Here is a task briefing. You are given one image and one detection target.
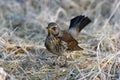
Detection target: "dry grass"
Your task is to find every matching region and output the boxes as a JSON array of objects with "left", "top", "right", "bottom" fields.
[{"left": 0, "top": 0, "right": 120, "bottom": 80}]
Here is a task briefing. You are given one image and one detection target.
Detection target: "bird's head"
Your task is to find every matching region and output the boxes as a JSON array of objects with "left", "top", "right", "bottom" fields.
[{"left": 47, "top": 22, "right": 60, "bottom": 36}]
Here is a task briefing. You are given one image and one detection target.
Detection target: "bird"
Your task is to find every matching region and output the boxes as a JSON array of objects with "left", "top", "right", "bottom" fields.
[{"left": 45, "top": 15, "right": 91, "bottom": 56}]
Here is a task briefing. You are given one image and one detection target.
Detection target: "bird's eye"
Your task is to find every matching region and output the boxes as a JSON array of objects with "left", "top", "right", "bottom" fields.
[{"left": 52, "top": 27, "right": 56, "bottom": 30}]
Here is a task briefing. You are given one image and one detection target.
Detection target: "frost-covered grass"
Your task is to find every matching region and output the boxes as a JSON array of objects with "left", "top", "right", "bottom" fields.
[{"left": 0, "top": 0, "right": 120, "bottom": 80}]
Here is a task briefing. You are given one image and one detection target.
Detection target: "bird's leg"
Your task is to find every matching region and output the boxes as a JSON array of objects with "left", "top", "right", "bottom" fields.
[
  {"left": 54, "top": 55, "right": 67, "bottom": 67},
  {"left": 61, "top": 41, "right": 68, "bottom": 51}
]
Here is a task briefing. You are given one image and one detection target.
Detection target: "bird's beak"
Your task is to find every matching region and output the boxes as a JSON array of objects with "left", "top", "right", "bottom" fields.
[
  {"left": 46, "top": 26, "right": 49, "bottom": 29},
  {"left": 47, "top": 26, "right": 52, "bottom": 31}
]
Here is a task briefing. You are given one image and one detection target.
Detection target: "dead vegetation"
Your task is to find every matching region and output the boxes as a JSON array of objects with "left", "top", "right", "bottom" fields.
[{"left": 0, "top": 0, "right": 120, "bottom": 80}]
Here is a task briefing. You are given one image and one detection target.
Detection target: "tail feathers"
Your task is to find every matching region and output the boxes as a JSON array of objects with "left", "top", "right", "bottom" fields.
[
  {"left": 78, "top": 16, "right": 91, "bottom": 32},
  {"left": 69, "top": 15, "right": 91, "bottom": 33}
]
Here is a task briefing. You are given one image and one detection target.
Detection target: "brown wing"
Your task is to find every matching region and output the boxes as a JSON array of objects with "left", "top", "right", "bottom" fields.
[{"left": 61, "top": 30, "right": 82, "bottom": 50}]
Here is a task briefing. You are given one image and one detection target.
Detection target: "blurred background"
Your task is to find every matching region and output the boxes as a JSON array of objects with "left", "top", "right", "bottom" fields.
[
  {"left": 0, "top": 0, "right": 119, "bottom": 45},
  {"left": 0, "top": 0, "right": 120, "bottom": 80}
]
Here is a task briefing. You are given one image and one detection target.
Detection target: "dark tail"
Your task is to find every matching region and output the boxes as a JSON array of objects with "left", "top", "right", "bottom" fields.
[{"left": 69, "top": 15, "right": 91, "bottom": 33}]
